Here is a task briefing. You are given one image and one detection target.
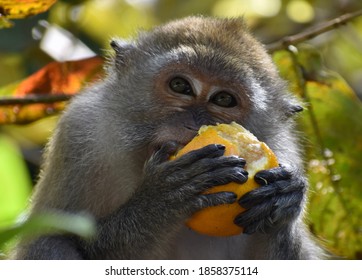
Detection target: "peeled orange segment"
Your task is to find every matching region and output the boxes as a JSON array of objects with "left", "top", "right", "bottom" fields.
[{"left": 173, "top": 122, "right": 278, "bottom": 236}]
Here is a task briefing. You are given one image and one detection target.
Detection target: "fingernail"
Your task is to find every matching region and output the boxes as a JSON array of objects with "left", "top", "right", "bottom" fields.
[
  {"left": 216, "top": 144, "right": 225, "bottom": 150},
  {"left": 224, "top": 192, "right": 237, "bottom": 201},
  {"left": 254, "top": 176, "right": 268, "bottom": 185},
  {"left": 236, "top": 173, "right": 248, "bottom": 184},
  {"left": 230, "top": 192, "right": 237, "bottom": 199}
]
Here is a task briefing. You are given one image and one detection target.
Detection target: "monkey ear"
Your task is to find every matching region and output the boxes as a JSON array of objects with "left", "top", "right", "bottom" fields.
[
  {"left": 285, "top": 104, "right": 304, "bottom": 117},
  {"left": 110, "top": 39, "right": 137, "bottom": 67},
  {"left": 110, "top": 39, "right": 132, "bottom": 53}
]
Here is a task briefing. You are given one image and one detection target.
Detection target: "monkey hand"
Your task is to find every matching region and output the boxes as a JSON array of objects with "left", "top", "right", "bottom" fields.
[
  {"left": 137, "top": 142, "right": 248, "bottom": 222},
  {"left": 234, "top": 166, "right": 306, "bottom": 234}
]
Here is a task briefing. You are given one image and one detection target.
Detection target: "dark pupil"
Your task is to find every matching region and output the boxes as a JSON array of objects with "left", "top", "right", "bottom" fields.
[
  {"left": 169, "top": 77, "right": 192, "bottom": 95},
  {"left": 211, "top": 92, "right": 237, "bottom": 107}
]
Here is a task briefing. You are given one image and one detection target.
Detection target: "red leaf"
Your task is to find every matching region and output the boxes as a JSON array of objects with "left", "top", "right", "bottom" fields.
[
  {"left": 0, "top": 57, "right": 104, "bottom": 124},
  {"left": 15, "top": 56, "right": 104, "bottom": 96}
]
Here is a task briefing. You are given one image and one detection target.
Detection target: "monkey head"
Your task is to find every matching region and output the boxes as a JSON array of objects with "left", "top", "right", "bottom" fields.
[{"left": 106, "top": 16, "right": 301, "bottom": 155}]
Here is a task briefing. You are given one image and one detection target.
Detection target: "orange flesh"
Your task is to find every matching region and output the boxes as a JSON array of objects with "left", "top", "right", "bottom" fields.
[{"left": 173, "top": 122, "right": 278, "bottom": 236}]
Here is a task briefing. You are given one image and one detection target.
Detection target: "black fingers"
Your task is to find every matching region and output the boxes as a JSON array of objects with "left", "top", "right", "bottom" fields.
[
  {"left": 145, "top": 142, "right": 249, "bottom": 218},
  {"left": 184, "top": 156, "right": 247, "bottom": 180},
  {"left": 235, "top": 200, "right": 303, "bottom": 235},
  {"left": 235, "top": 166, "right": 306, "bottom": 235},
  {"left": 174, "top": 144, "right": 227, "bottom": 167},
  {"left": 254, "top": 166, "right": 291, "bottom": 186},
  {"left": 163, "top": 144, "right": 247, "bottom": 186},
  {"left": 192, "top": 192, "right": 237, "bottom": 211},
  {"left": 238, "top": 180, "right": 283, "bottom": 208},
  {"left": 189, "top": 166, "right": 248, "bottom": 190},
  {"left": 151, "top": 141, "right": 181, "bottom": 164},
  {"left": 272, "top": 192, "right": 304, "bottom": 220},
  {"left": 203, "top": 155, "right": 246, "bottom": 169}
]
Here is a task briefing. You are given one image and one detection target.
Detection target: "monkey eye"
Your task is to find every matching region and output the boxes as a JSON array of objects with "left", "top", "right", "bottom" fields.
[
  {"left": 169, "top": 77, "right": 193, "bottom": 95},
  {"left": 210, "top": 92, "right": 237, "bottom": 108}
]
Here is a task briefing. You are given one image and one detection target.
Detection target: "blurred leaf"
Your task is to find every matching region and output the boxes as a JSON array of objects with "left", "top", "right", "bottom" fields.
[
  {"left": 274, "top": 46, "right": 362, "bottom": 259},
  {"left": 0, "top": 212, "right": 96, "bottom": 250},
  {"left": 73, "top": 0, "right": 156, "bottom": 46},
  {"left": 273, "top": 50, "right": 301, "bottom": 95},
  {"left": 15, "top": 56, "right": 104, "bottom": 96},
  {"left": 0, "top": 15, "right": 13, "bottom": 28},
  {"left": 0, "top": 0, "right": 56, "bottom": 19},
  {"left": 0, "top": 56, "right": 104, "bottom": 124},
  {"left": 303, "top": 79, "right": 362, "bottom": 259},
  {"left": 0, "top": 136, "right": 31, "bottom": 228},
  {"left": 3, "top": 116, "right": 58, "bottom": 147}
]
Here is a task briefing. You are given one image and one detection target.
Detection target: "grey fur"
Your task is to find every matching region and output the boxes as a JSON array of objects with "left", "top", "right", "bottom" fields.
[{"left": 12, "top": 16, "right": 323, "bottom": 260}]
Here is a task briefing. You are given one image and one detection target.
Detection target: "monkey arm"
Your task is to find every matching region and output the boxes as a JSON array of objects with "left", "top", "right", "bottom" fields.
[{"left": 76, "top": 143, "right": 247, "bottom": 259}]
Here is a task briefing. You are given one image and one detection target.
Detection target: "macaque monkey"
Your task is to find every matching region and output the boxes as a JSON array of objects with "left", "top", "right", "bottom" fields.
[{"left": 13, "top": 16, "right": 323, "bottom": 259}]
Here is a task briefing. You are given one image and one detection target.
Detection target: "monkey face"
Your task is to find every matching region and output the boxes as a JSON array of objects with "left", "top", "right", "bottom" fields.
[
  {"left": 148, "top": 61, "right": 252, "bottom": 152},
  {"left": 108, "top": 17, "right": 296, "bottom": 155}
]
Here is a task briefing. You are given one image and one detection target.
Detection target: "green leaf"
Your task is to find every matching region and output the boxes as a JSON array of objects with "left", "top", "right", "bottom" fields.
[
  {"left": 302, "top": 79, "right": 362, "bottom": 259},
  {"left": 0, "top": 136, "right": 31, "bottom": 228},
  {"left": 274, "top": 45, "right": 362, "bottom": 259},
  {"left": 0, "top": 212, "right": 96, "bottom": 247}
]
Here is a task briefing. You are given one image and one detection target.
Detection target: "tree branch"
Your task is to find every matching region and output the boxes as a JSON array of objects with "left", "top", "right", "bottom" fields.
[
  {"left": 0, "top": 94, "right": 73, "bottom": 105},
  {"left": 267, "top": 9, "right": 362, "bottom": 52}
]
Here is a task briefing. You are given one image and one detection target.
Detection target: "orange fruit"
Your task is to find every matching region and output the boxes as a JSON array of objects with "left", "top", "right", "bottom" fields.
[{"left": 173, "top": 122, "right": 278, "bottom": 236}]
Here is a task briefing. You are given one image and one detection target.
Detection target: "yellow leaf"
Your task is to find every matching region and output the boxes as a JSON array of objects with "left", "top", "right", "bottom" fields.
[{"left": 0, "top": 0, "right": 57, "bottom": 19}]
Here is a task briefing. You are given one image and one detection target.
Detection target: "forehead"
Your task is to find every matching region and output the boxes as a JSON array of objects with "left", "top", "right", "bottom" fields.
[
  {"left": 154, "top": 44, "right": 247, "bottom": 81},
  {"left": 134, "top": 17, "right": 277, "bottom": 95}
]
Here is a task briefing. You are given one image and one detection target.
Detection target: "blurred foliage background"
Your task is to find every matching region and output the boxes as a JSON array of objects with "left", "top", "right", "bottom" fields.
[{"left": 0, "top": 0, "right": 361, "bottom": 259}]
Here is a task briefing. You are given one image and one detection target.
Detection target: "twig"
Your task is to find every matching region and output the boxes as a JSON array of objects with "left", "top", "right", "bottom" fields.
[
  {"left": 0, "top": 94, "right": 73, "bottom": 105},
  {"left": 267, "top": 9, "right": 362, "bottom": 52}
]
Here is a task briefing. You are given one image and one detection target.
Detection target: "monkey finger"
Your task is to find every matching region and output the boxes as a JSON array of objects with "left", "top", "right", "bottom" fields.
[
  {"left": 235, "top": 197, "right": 276, "bottom": 227},
  {"left": 240, "top": 217, "right": 274, "bottom": 235},
  {"left": 189, "top": 167, "right": 248, "bottom": 192},
  {"left": 278, "top": 177, "right": 307, "bottom": 194},
  {"left": 238, "top": 175, "right": 305, "bottom": 209},
  {"left": 173, "top": 144, "right": 226, "bottom": 167},
  {"left": 168, "top": 156, "right": 247, "bottom": 184},
  {"left": 234, "top": 197, "right": 279, "bottom": 235},
  {"left": 152, "top": 141, "right": 181, "bottom": 163},
  {"left": 271, "top": 204, "right": 302, "bottom": 227},
  {"left": 236, "top": 193, "right": 303, "bottom": 234},
  {"left": 238, "top": 196, "right": 303, "bottom": 235},
  {"left": 272, "top": 193, "right": 304, "bottom": 222},
  {"left": 254, "top": 166, "right": 291, "bottom": 186},
  {"left": 208, "top": 155, "right": 246, "bottom": 169},
  {"left": 238, "top": 183, "right": 279, "bottom": 208},
  {"left": 189, "top": 156, "right": 246, "bottom": 174},
  {"left": 191, "top": 192, "right": 237, "bottom": 212},
  {"left": 163, "top": 157, "right": 247, "bottom": 188}
]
